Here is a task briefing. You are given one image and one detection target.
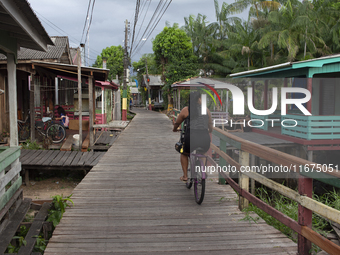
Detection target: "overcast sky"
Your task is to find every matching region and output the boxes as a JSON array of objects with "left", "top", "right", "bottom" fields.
[{"left": 28, "top": 0, "right": 247, "bottom": 65}]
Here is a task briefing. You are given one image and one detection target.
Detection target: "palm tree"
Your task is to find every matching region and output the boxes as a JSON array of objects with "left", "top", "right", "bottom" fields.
[
  {"left": 227, "top": 18, "right": 259, "bottom": 71},
  {"left": 213, "top": 0, "right": 240, "bottom": 42},
  {"left": 183, "top": 14, "right": 216, "bottom": 76},
  {"left": 258, "top": 0, "right": 328, "bottom": 61},
  {"left": 232, "top": 0, "right": 282, "bottom": 18}
]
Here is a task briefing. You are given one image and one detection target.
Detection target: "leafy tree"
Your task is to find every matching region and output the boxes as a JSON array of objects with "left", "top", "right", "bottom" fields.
[
  {"left": 227, "top": 18, "right": 259, "bottom": 71},
  {"left": 183, "top": 14, "right": 216, "bottom": 76},
  {"left": 152, "top": 23, "right": 198, "bottom": 107},
  {"left": 93, "top": 45, "right": 124, "bottom": 81},
  {"left": 132, "top": 54, "right": 158, "bottom": 103}
]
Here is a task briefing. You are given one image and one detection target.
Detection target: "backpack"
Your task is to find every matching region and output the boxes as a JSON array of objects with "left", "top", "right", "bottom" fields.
[{"left": 63, "top": 115, "right": 69, "bottom": 128}]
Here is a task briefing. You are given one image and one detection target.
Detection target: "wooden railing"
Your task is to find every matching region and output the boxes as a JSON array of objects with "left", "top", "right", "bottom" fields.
[
  {"left": 282, "top": 115, "right": 340, "bottom": 140},
  {"left": 250, "top": 111, "right": 282, "bottom": 130},
  {"left": 0, "top": 147, "right": 22, "bottom": 211},
  {"left": 211, "top": 127, "right": 340, "bottom": 255}
]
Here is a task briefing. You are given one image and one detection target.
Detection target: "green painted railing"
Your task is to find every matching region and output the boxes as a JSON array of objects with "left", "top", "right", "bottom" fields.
[
  {"left": 250, "top": 111, "right": 282, "bottom": 131},
  {"left": 0, "top": 147, "right": 22, "bottom": 211},
  {"left": 282, "top": 115, "right": 340, "bottom": 140}
]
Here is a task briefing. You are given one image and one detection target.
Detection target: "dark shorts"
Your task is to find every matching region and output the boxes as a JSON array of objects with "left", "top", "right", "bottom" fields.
[{"left": 183, "top": 129, "right": 210, "bottom": 154}]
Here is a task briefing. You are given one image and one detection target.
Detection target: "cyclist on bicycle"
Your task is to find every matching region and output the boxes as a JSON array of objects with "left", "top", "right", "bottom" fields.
[{"left": 173, "top": 91, "right": 213, "bottom": 182}]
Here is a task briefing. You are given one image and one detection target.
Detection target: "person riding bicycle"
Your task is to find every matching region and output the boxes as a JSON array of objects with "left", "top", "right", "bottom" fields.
[
  {"left": 173, "top": 91, "right": 213, "bottom": 182},
  {"left": 56, "top": 106, "right": 69, "bottom": 128}
]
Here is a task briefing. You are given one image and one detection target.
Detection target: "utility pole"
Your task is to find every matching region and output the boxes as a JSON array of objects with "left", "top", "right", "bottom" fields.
[
  {"left": 122, "top": 20, "right": 128, "bottom": 121},
  {"left": 145, "top": 59, "right": 151, "bottom": 110},
  {"left": 77, "top": 45, "right": 83, "bottom": 148}
]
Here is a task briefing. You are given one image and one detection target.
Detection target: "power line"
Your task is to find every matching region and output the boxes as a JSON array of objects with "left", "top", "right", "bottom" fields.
[
  {"left": 132, "top": 0, "right": 152, "bottom": 54},
  {"left": 80, "top": 0, "right": 92, "bottom": 43},
  {"left": 131, "top": 0, "right": 164, "bottom": 55},
  {"left": 130, "top": 0, "right": 141, "bottom": 56},
  {"left": 34, "top": 10, "right": 102, "bottom": 58},
  {"left": 84, "top": 0, "right": 96, "bottom": 44},
  {"left": 132, "top": 0, "right": 172, "bottom": 57},
  {"left": 34, "top": 10, "right": 80, "bottom": 44}
]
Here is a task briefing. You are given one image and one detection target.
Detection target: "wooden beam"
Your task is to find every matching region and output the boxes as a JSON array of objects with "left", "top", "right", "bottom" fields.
[
  {"left": 213, "top": 127, "right": 340, "bottom": 179},
  {"left": 7, "top": 53, "right": 18, "bottom": 146},
  {"left": 60, "top": 135, "right": 73, "bottom": 151},
  {"left": 89, "top": 76, "right": 94, "bottom": 147},
  {"left": 77, "top": 47, "right": 82, "bottom": 148},
  {"left": 211, "top": 143, "right": 340, "bottom": 224},
  {"left": 238, "top": 150, "right": 249, "bottom": 210},
  {"left": 81, "top": 132, "right": 90, "bottom": 152},
  {"left": 30, "top": 75, "right": 35, "bottom": 141},
  {"left": 264, "top": 80, "right": 268, "bottom": 110},
  {"left": 307, "top": 78, "right": 312, "bottom": 114}
]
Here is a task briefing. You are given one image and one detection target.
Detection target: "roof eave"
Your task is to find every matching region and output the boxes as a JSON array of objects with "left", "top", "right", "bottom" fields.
[{"left": 0, "top": 0, "right": 53, "bottom": 52}]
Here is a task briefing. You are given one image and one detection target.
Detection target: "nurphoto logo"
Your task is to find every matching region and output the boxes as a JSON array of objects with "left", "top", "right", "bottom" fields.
[{"left": 201, "top": 83, "right": 312, "bottom": 129}]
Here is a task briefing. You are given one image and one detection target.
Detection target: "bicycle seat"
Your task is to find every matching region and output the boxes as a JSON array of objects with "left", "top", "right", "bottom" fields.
[{"left": 42, "top": 117, "right": 52, "bottom": 123}]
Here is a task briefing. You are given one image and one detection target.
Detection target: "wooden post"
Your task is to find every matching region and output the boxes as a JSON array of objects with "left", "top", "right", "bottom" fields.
[
  {"left": 177, "top": 88, "right": 181, "bottom": 110},
  {"left": 298, "top": 176, "right": 313, "bottom": 255},
  {"left": 40, "top": 77, "right": 43, "bottom": 120},
  {"left": 251, "top": 81, "right": 255, "bottom": 107},
  {"left": 101, "top": 88, "right": 105, "bottom": 124},
  {"left": 218, "top": 139, "right": 226, "bottom": 185},
  {"left": 7, "top": 53, "right": 18, "bottom": 147},
  {"left": 77, "top": 47, "right": 82, "bottom": 148},
  {"left": 250, "top": 154, "right": 256, "bottom": 195},
  {"left": 30, "top": 75, "right": 35, "bottom": 141},
  {"left": 89, "top": 75, "right": 94, "bottom": 147},
  {"left": 239, "top": 150, "right": 249, "bottom": 210},
  {"left": 284, "top": 78, "right": 288, "bottom": 114},
  {"left": 264, "top": 80, "right": 268, "bottom": 110},
  {"left": 306, "top": 78, "right": 312, "bottom": 114},
  {"left": 298, "top": 149, "right": 313, "bottom": 255}
]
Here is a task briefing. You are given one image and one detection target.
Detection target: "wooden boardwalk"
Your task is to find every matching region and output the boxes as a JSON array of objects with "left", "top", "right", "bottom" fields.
[
  {"left": 20, "top": 150, "right": 105, "bottom": 170},
  {"left": 44, "top": 109, "right": 297, "bottom": 255}
]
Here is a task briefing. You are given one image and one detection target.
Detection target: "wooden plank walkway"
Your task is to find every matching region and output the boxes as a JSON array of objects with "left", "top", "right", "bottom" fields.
[
  {"left": 44, "top": 109, "right": 297, "bottom": 255},
  {"left": 20, "top": 150, "right": 105, "bottom": 169}
]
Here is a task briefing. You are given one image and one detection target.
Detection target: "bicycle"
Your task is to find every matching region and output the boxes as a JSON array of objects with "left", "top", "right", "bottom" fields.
[
  {"left": 185, "top": 148, "right": 208, "bottom": 205},
  {"left": 18, "top": 111, "right": 66, "bottom": 144}
]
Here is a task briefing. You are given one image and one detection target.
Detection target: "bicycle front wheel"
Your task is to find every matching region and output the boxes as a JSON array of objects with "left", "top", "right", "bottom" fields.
[
  {"left": 194, "top": 159, "right": 205, "bottom": 205},
  {"left": 46, "top": 124, "right": 66, "bottom": 143}
]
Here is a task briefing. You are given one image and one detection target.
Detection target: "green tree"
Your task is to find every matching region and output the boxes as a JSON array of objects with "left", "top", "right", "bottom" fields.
[
  {"left": 93, "top": 45, "right": 124, "bottom": 81},
  {"left": 132, "top": 54, "right": 158, "bottom": 103},
  {"left": 153, "top": 23, "right": 198, "bottom": 108},
  {"left": 227, "top": 18, "right": 259, "bottom": 71},
  {"left": 183, "top": 14, "right": 216, "bottom": 76}
]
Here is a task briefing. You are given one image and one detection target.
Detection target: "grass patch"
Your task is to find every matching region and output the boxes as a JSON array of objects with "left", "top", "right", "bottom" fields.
[
  {"left": 242, "top": 186, "right": 340, "bottom": 253},
  {"left": 20, "top": 139, "right": 42, "bottom": 150}
]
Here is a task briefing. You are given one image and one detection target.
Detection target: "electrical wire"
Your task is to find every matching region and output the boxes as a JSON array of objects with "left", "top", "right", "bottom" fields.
[
  {"left": 131, "top": 0, "right": 151, "bottom": 55},
  {"left": 84, "top": 0, "right": 96, "bottom": 44},
  {"left": 80, "top": 0, "right": 92, "bottom": 43},
  {"left": 131, "top": 0, "right": 164, "bottom": 55},
  {"left": 132, "top": 0, "right": 172, "bottom": 57},
  {"left": 130, "top": 0, "right": 141, "bottom": 56},
  {"left": 34, "top": 10, "right": 102, "bottom": 58}
]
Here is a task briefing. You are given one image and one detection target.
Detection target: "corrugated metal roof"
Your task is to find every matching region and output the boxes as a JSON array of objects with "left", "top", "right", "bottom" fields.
[
  {"left": 0, "top": 0, "right": 53, "bottom": 51},
  {"left": 0, "top": 36, "right": 68, "bottom": 61},
  {"left": 230, "top": 54, "right": 340, "bottom": 77}
]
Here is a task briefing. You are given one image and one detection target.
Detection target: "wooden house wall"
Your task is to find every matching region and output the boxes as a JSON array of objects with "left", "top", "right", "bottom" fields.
[
  {"left": 0, "top": 71, "right": 8, "bottom": 133},
  {"left": 312, "top": 78, "right": 340, "bottom": 116}
]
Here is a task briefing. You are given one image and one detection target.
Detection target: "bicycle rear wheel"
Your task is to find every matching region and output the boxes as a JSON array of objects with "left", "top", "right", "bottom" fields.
[
  {"left": 194, "top": 159, "right": 205, "bottom": 205},
  {"left": 47, "top": 123, "right": 66, "bottom": 143},
  {"left": 186, "top": 168, "right": 192, "bottom": 189}
]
